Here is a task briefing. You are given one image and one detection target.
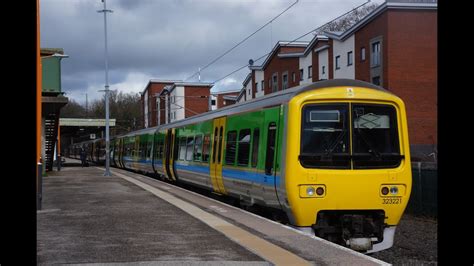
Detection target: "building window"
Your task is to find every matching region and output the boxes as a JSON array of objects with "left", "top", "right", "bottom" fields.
[
  {"left": 361, "top": 47, "right": 366, "bottom": 61},
  {"left": 268, "top": 78, "right": 271, "bottom": 89},
  {"left": 261, "top": 81, "right": 264, "bottom": 92},
  {"left": 211, "top": 99, "right": 216, "bottom": 105},
  {"left": 255, "top": 82, "right": 258, "bottom": 92},
  {"left": 299, "top": 69, "right": 304, "bottom": 81},
  {"left": 308, "top": 66, "right": 312, "bottom": 79},
  {"left": 292, "top": 72, "right": 296, "bottom": 83},
  {"left": 282, "top": 72, "right": 288, "bottom": 90},
  {"left": 272, "top": 73, "right": 278, "bottom": 92},
  {"left": 335, "top": 55, "right": 341, "bottom": 70},
  {"left": 372, "top": 76, "right": 381, "bottom": 85},
  {"left": 322, "top": 66, "right": 326, "bottom": 74},
  {"left": 371, "top": 41, "right": 381, "bottom": 66},
  {"left": 347, "top": 51, "right": 353, "bottom": 66}
]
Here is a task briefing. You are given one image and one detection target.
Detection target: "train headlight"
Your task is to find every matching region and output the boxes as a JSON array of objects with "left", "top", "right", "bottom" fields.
[
  {"left": 299, "top": 185, "right": 326, "bottom": 198},
  {"left": 390, "top": 186, "right": 399, "bottom": 195},
  {"left": 380, "top": 184, "right": 406, "bottom": 197}
]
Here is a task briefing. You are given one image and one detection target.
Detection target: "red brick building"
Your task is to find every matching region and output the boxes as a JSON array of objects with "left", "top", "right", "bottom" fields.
[
  {"left": 244, "top": 0, "right": 437, "bottom": 160},
  {"left": 211, "top": 90, "right": 241, "bottom": 109},
  {"left": 142, "top": 80, "right": 213, "bottom": 127},
  {"left": 141, "top": 79, "right": 180, "bottom": 128}
]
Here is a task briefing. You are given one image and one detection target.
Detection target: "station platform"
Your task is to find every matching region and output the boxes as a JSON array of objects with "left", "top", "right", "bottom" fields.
[{"left": 37, "top": 159, "right": 388, "bottom": 265}]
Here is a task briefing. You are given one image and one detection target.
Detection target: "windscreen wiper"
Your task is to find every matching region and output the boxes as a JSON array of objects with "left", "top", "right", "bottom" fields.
[{"left": 354, "top": 127, "right": 381, "bottom": 159}]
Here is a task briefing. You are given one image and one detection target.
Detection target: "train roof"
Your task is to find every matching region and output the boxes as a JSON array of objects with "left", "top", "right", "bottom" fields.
[
  {"left": 156, "top": 79, "right": 389, "bottom": 130},
  {"left": 104, "top": 79, "right": 390, "bottom": 141}
]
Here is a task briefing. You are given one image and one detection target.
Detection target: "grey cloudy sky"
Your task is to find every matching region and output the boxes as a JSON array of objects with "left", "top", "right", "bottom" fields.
[{"left": 40, "top": 0, "right": 382, "bottom": 105}]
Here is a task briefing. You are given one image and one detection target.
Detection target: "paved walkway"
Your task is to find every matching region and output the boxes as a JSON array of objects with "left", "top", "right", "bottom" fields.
[{"left": 37, "top": 162, "right": 387, "bottom": 265}]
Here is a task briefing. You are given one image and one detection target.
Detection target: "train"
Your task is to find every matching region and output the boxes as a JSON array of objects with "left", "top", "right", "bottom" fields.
[{"left": 68, "top": 79, "right": 412, "bottom": 253}]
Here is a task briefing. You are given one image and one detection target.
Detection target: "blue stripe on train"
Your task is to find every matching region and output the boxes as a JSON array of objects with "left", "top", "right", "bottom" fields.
[
  {"left": 121, "top": 158, "right": 280, "bottom": 187},
  {"left": 175, "top": 162, "right": 280, "bottom": 187}
]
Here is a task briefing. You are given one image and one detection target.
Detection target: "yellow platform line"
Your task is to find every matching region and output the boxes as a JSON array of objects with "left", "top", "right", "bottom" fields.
[{"left": 111, "top": 169, "right": 312, "bottom": 266}]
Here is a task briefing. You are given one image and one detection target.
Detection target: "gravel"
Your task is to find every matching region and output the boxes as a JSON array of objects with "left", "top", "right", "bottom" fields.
[{"left": 370, "top": 213, "right": 437, "bottom": 265}]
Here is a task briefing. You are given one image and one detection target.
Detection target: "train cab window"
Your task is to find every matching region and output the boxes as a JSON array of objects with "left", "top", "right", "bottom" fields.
[
  {"left": 300, "top": 104, "right": 350, "bottom": 169},
  {"left": 251, "top": 128, "right": 260, "bottom": 168},
  {"left": 225, "top": 131, "right": 237, "bottom": 165},
  {"left": 352, "top": 104, "right": 401, "bottom": 168},
  {"left": 237, "top": 129, "right": 251, "bottom": 166},
  {"left": 202, "top": 134, "right": 211, "bottom": 162},
  {"left": 178, "top": 137, "right": 187, "bottom": 161},
  {"left": 186, "top": 137, "right": 194, "bottom": 161},
  {"left": 265, "top": 123, "right": 277, "bottom": 175},
  {"left": 193, "top": 135, "right": 203, "bottom": 161}
]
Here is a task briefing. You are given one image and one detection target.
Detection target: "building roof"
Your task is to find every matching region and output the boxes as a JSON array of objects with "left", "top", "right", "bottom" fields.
[
  {"left": 212, "top": 89, "right": 241, "bottom": 95},
  {"left": 41, "top": 48, "right": 64, "bottom": 56},
  {"left": 324, "top": 0, "right": 437, "bottom": 41},
  {"left": 302, "top": 35, "right": 329, "bottom": 56},
  {"left": 249, "top": 41, "right": 309, "bottom": 71},
  {"left": 242, "top": 72, "right": 252, "bottom": 87},
  {"left": 142, "top": 79, "right": 182, "bottom": 94},
  {"left": 167, "top": 82, "right": 214, "bottom": 93}
]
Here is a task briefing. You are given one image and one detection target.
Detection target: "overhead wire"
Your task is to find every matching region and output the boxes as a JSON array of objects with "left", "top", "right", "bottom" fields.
[
  {"left": 211, "top": 0, "right": 371, "bottom": 84},
  {"left": 185, "top": 0, "right": 299, "bottom": 81}
]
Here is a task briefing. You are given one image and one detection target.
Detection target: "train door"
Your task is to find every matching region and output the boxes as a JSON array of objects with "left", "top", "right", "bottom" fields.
[
  {"left": 164, "top": 128, "right": 177, "bottom": 181},
  {"left": 262, "top": 106, "right": 282, "bottom": 204},
  {"left": 210, "top": 117, "right": 227, "bottom": 195},
  {"left": 118, "top": 138, "right": 124, "bottom": 168}
]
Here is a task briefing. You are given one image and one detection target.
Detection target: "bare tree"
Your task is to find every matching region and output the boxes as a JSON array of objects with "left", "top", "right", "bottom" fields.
[
  {"left": 88, "top": 91, "right": 143, "bottom": 135},
  {"left": 60, "top": 99, "right": 87, "bottom": 118},
  {"left": 316, "top": 3, "right": 379, "bottom": 35}
]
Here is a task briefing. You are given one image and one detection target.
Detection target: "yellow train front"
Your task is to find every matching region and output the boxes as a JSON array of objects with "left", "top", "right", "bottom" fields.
[{"left": 282, "top": 81, "right": 411, "bottom": 252}]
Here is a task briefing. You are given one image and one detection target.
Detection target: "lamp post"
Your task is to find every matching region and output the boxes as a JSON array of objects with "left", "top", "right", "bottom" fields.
[{"left": 98, "top": 0, "right": 113, "bottom": 176}]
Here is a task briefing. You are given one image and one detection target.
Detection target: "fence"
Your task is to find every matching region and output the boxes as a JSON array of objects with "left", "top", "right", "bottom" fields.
[{"left": 405, "top": 162, "right": 437, "bottom": 217}]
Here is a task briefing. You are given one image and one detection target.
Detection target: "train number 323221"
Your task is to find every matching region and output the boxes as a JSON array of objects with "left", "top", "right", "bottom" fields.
[{"left": 382, "top": 197, "right": 401, "bottom": 204}]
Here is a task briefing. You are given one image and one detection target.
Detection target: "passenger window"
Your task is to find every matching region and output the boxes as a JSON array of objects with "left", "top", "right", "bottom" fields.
[
  {"left": 202, "top": 134, "right": 210, "bottom": 162},
  {"left": 186, "top": 137, "right": 194, "bottom": 161},
  {"left": 265, "top": 123, "right": 277, "bottom": 175},
  {"left": 237, "top": 129, "right": 251, "bottom": 166},
  {"left": 251, "top": 128, "right": 260, "bottom": 168},
  {"left": 178, "top": 137, "right": 186, "bottom": 161},
  {"left": 193, "top": 135, "right": 203, "bottom": 161},
  {"left": 225, "top": 130, "right": 237, "bottom": 165}
]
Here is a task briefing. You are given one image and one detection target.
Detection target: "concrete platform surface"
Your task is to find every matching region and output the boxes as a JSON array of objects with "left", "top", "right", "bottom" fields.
[{"left": 38, "top": 163, "right": 387, "bottom": 265}]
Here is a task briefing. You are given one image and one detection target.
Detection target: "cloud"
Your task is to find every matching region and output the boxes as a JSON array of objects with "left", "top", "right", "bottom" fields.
[{"left": 41, "top": 0, "right": 379, "bottom": 104}]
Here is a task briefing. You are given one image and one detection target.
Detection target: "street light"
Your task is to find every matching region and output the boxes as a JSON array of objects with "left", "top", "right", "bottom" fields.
[{"left": 98, "top": 0, "right": 113, "bottom": 176}]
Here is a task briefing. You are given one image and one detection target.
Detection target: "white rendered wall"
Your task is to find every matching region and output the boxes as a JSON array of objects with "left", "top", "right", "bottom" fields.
[
  {"left": 170, "top": 86, "right": 185, "bottom": 122},
  {"left": 299, "top": 52, "right": 313, "bottom": 85},
  {"left": 333, "top": 35, "right": 355, "bottom": 79},
  {"left": 255, "top": 70, "right": 265, "bottom": 98},
  {"left": 144, "top": 90, "right": 148, "bottom": 128},
  {"left": 318, "top": 49, "right": 329, "bottom": 80}
]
